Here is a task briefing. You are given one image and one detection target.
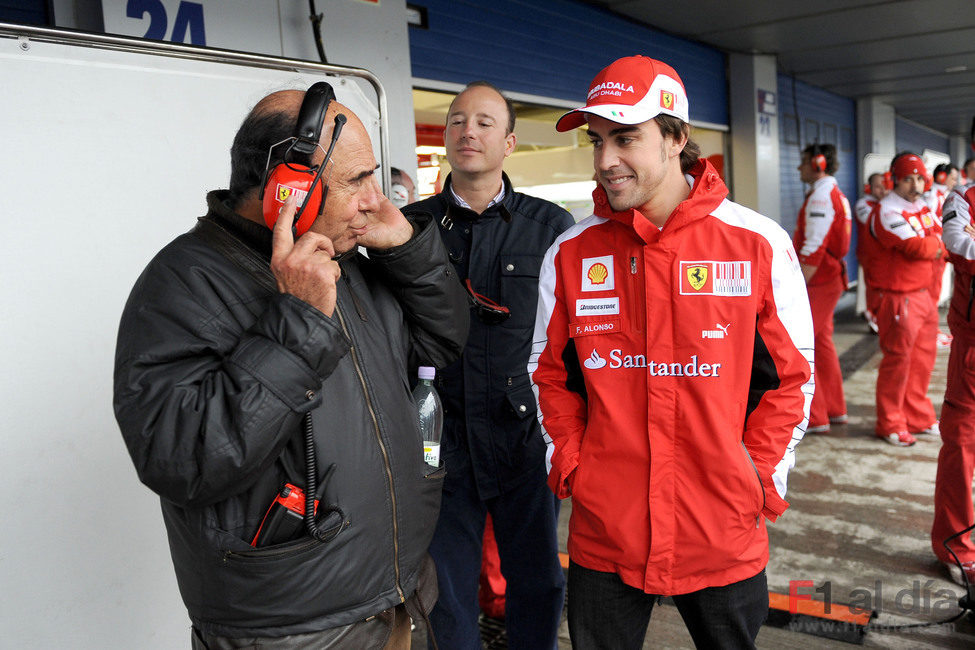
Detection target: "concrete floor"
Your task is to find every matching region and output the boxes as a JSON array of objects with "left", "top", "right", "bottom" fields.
[{"left": 418, "top": 294, "right": 975, "bottom": 648}]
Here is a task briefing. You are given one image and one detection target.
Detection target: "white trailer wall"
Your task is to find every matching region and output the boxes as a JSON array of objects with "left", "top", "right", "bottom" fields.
[
  {"left": 0, "top": 27, "right": 386, "bottom": 648},
  {"left": 50, "top": 0, "right": 419, "bottom": 176}
]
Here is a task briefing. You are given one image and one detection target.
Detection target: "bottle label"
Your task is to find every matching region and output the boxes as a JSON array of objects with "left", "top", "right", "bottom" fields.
[{"left": 423, "top": 442, "right": 441, "bottom": 467}]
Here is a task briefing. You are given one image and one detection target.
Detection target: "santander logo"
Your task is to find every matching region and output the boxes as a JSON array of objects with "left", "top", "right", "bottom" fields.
[
  {"left": 583, "top": 348, "right": 722, "bottom": 377},
  {"left": 584, "top": 350, "right": 607, "bottom": 369}
]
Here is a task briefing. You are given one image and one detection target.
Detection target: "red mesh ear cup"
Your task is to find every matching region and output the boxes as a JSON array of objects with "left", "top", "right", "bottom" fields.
[
  {"left": 882, "top": 171, "right": 893, "bottom": 190},
  {"left": 262, "top": 164, "right": 324, "bottom": 236},
  {"left": 812, "top": 153, "right": 826, "bottom": 173},
  {"left": 934, "top": 170, "right": 947, "bottom": 184}
]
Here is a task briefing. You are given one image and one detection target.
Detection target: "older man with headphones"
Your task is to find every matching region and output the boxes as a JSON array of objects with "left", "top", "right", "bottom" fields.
[
  {"left": 794, "top": 143, "right": 852, "bottom": 435},
  {"left": 114, "top": 84, "right": 468, "bottom": 648}
]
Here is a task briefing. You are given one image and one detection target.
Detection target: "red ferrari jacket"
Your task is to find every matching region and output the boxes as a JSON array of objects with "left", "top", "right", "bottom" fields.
[
  {"left": 869, "top": 192, "right": 945, "bottom": 292},
  {"left": 529, "top": 160, "right": 813, "bottom": 596},
  {"left": 793, "top": 176, "right": 852, "bottom": 286},
  {"left": 943, "top": 183, "right": 975, "bottom": 337},
  {"left": 854, "top": 196, "right": 880, "bottom": 283}
]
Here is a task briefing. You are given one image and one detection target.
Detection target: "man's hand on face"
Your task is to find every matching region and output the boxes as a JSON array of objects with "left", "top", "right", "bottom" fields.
[
  {"left": 356, "top": 195, "right": 414, "bottom": 250},
  {"left": 270, "top": 196, "right": 342, "bottom": 317}
]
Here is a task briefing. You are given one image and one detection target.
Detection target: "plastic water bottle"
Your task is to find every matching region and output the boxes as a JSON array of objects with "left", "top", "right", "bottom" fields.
[{"left": 413, "top": 366, "right": 443, "bottom": 467}]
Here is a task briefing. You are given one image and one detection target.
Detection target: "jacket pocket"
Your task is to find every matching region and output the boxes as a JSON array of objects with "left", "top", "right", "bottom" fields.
[
  {"left": 504, "top": 379, "right": 536, "bottom": 421},
  {"left": 498, "top": 254, "right": 543, "bottom": 330},
  {"left": 221, "top": 533, "right": 326, "bottom": 564},
  {"left": 208, "top": 514, "right": 368, "bottom": 625},
  {"left": 739, "top": 442, "right": 765, "bottom": 526}
]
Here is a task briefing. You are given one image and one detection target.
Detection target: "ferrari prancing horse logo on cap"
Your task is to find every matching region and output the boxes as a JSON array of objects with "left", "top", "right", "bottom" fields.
[
  {"left": 687, "top": 265, "right": 708, "bottom": 290},
  {"left": 660, "top": 90, "right": 675, "bottom": 110}
]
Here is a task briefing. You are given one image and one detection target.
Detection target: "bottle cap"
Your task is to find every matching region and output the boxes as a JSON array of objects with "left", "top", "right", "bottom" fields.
[{"left": 418, "top": 366, "right": 435, "bottom": 380}]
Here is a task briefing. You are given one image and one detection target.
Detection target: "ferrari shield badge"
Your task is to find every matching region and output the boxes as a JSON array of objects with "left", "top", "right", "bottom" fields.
[{"left": 687, "top": 265, "right": 708, "bottom": 291}]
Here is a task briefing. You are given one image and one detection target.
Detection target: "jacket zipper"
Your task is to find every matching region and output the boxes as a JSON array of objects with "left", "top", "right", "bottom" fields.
[
  {"left": 334, "top": 303, "right": 405, "bottom": 602},
  {"left": 967, "top": 276, "right": 974, "bottom": 322},
  {"left": 224, "top": 536, "right": 321, "bottom": 562},
  {"left": 740, "top": 441, "right": 765, "bottom": 528}
]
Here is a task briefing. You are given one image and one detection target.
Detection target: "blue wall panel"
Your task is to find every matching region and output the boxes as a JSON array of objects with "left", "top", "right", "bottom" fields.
[
  {"left": 0, "top": 0, "right": 49, "bottom": 25},
  {"left": 409, "top": 0, "right": 728, "bottom": 127},
  {"left": 895, "top": 117, "right": 949, "bottom": 157},
  {"left": 777, "top": 73, "right": 858, "bottom": 278}
]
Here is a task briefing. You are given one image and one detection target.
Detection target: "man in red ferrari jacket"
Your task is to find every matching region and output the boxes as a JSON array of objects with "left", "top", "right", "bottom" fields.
[
  {"left": 855, "top": 173, "right": 889, "bottom": 333},
  {"left": 931, "top": 181, "right": 975, "bottom": 586},
  {"left": 528, "top": 55, "right": 814, "bottom": 649},
  {"left": 869, "top": 153, "right": 946, "bottom": 446},
  {"left": 793, "top": 143, "right": 851, "bottom": 433}
]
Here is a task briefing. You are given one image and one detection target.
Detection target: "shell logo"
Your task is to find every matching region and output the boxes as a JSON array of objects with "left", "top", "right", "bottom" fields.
[{"left": 587, "top": 263, "right": 609, "bottom": 285}]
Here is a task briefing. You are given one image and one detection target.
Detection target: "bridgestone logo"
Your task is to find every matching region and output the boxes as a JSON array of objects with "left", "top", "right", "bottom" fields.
[{"left": 576, "top": 297, "right": 620, "bottom": 316}]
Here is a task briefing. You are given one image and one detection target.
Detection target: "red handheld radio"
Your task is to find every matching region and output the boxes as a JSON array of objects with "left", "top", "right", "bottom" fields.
[{"left": 250, "top": 483, "right": 320, "bottom": 547}]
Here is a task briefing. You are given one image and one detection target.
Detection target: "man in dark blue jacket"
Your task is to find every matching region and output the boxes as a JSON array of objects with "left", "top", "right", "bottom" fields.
[{"left": 406, "top": 82, "right": 573, "bottom": 649}]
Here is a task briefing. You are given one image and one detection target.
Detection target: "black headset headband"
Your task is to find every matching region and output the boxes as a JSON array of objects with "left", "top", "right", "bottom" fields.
[{"left": 291, "top": 81, "right": 336, "bottom": 159}]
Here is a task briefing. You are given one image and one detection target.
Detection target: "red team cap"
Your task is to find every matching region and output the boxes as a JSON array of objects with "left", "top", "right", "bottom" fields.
[
  {"left": 890, "top": 153, "right": 928, "bottom": 182},
  {"left": 556, "top": 56, "right": 689, "bottom": 132}
]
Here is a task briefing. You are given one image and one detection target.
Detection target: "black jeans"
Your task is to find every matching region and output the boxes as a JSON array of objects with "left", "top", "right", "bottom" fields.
[{"left": 567, "top": 561, "right": 768, "bottom": 650}]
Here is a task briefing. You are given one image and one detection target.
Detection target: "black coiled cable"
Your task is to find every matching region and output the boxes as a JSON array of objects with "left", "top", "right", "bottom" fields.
[{"left": 302, "top": 412, "right": 345, "bottom": 543}]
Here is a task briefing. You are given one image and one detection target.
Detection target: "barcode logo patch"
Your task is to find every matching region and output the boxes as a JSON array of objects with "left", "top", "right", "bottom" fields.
[{"left": 679, "top": 261, "right": 751, "bottom": 296}]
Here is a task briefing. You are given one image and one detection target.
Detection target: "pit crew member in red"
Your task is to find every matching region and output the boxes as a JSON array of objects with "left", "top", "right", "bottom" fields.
[
  {"left": 530, "top": 55, "right": 814, "bottom": 650},
  {"left": 931, "top": 182, "right": 975, "bottom": 586},
  {"left": 869, "top": 152, "right": 946, "bottom": 446},
  {"left": 793, "top": 143, "right": 851, "bottom": 433},
  {"left": 925, "top": 163, "right": 959, "bottom": 217},
  {"left": 855, "top": 173, "right": 889, "bottom": 331}
]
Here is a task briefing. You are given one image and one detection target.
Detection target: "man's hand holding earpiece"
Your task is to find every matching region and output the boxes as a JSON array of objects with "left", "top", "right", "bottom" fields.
[
  {"left": 357, "top": 195, "right": 414, "bottom": 250},
  {"left": 270, "top": 196, "right": 342, "bottom": 317}
]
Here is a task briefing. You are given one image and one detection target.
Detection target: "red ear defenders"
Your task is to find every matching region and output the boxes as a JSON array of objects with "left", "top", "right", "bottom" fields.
[
  {"left": 811, "top": 152, "right": 826, "bottom": 173},
  {"left": 865, "top": 172, "right": 894, "bottom": 195},
  {"left": 934, "top": 169, "right": 948, "bottom": 184},
  {"left": 260, "top": 82, "right": 347, "bottom": 236}
]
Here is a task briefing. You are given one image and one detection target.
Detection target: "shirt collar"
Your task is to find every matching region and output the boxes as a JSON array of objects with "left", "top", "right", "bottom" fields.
[{"left": 449, "top": 181, "right": 506, "bottom": 211}]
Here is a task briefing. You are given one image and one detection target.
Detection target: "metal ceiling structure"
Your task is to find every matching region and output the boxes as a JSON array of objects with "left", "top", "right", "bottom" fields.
[{"left": 590, "top": 0, "right": 975, "bottom": 139}]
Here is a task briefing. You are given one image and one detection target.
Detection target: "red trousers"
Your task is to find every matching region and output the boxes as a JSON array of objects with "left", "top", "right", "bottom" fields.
[
  {"left": 875, "top": 289, "right": 938, "bottom": 434},
  {"left": 478, "top": 514, "right": 506, "bottom": 619},
  {"left": 932, "top": 332, "right": 975, "bottom": 563},
  {"left": 807, "top": 278, "right": 846, "bottom": 426}
]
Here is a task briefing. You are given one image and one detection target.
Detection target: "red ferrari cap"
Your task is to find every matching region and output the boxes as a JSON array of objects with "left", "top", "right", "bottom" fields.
[{"left": 556, "top": 56, "right": 689, "bottom": 132}]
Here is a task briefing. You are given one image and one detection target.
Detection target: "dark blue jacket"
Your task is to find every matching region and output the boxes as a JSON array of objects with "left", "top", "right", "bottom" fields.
[{"left": 406, "top": 173, "right": 574, "bottom": 498}]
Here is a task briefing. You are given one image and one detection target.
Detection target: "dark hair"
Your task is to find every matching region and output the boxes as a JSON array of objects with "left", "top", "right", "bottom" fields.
[
  {"left": 932, "top": 162, "right": 956, "bottom": 180},
  {"left": 654, "top": 115, "right": 700, "bottom": 174},
  {"left": 802, "top": 143, "right": 838, "bottom": 175},
  {"left": 455, "top": 81, "right": 516, "bottom": 134},
  {"left": 228, "top": 110, "right": 296, "bottom": 209},
  {"left": 963, "top": 157, "right": 975, "bottom": 171},
  {"left": 390, "top": 167, "right": 404, "bottom": 184},
  {"left": 867, "top": 172, "right": 885, "bottom": 185}
]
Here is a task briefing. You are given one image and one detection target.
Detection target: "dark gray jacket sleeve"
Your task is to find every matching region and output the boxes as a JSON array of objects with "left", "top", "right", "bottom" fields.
[
  {"left": 113, "top": 254, "right": 351, "bottom": 508},
  {"left": 365, "top": 212, "right": 470, "bottom": 369}
]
